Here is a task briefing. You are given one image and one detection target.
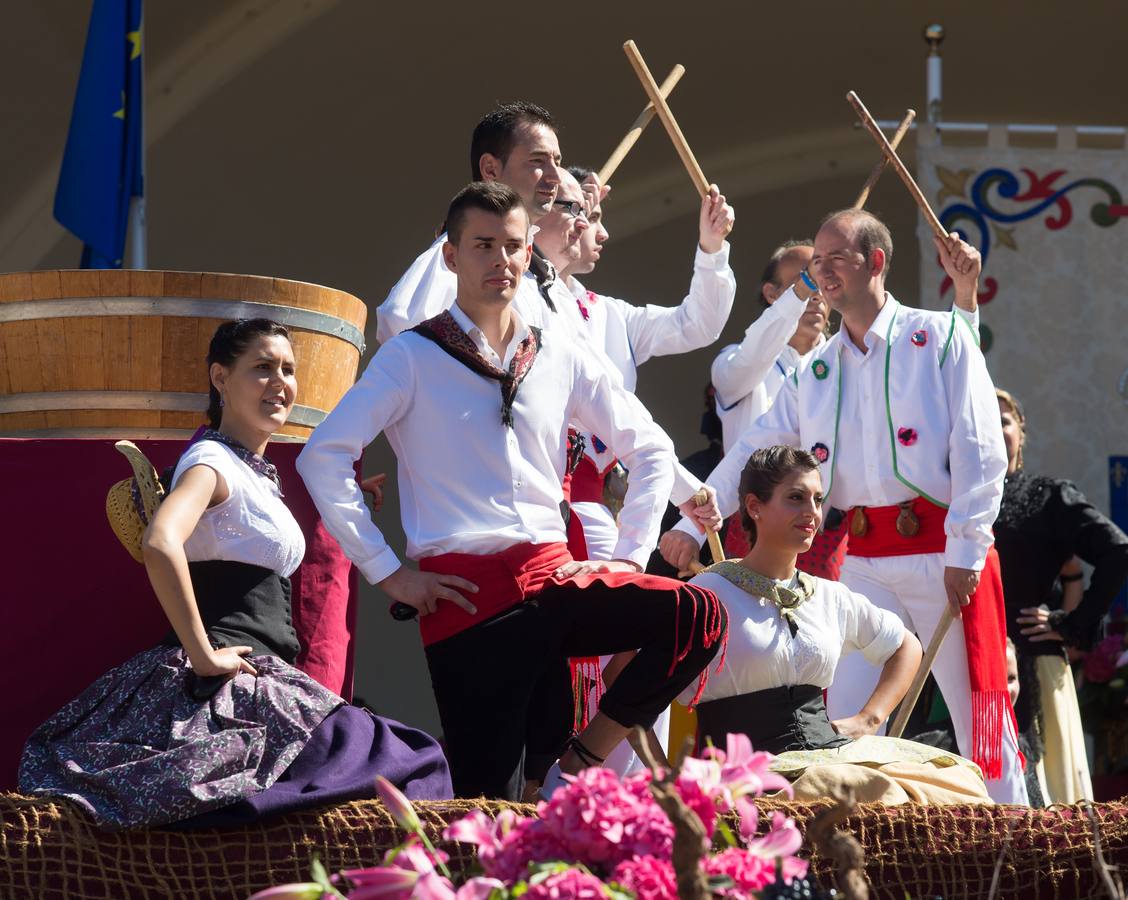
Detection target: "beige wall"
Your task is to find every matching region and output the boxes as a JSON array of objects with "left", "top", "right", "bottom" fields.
[{"left": 4, "top": 0, "right": 1128, "bottom": 730}]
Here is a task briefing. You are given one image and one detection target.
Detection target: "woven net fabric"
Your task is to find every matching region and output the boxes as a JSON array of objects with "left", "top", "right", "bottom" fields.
[{"left": 2, "top": 792, "right": 1126, "bottom": 899}]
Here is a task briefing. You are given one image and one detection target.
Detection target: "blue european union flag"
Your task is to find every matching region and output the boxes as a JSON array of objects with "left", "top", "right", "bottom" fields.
[{"left": 54, "top": 0, "right": 143, "bottom": 269}]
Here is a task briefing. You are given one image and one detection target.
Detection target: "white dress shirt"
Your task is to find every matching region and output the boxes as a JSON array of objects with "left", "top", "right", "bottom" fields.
[
  {"left": 712, "top": 287, "right": 809, "bottom": 453},
  {"left": 297, "top": 305, "right": 676, "bottom": 583},
  {"left": 570, "top": 242, "right": 736, "bottom": 394},
  {"left": 712, "top": 291, "right": 980, "bottom": 454},
  {"left": 680, "top": 571, "right": 904, "bottom": 705},
  {"left": 374, "top": 234, "right": 702, "bottom": 507},
  {"left": 679, "top": 295, "right": 1004, "bottom": 571}
]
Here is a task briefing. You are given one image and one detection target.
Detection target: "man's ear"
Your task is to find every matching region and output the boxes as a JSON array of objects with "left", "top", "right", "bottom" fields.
[
  {"left": 762, "top": 282, "right": 780, "bottom": 305},
  {"left": 478, "top": 153, "right": 503, "bottom": 182},
  {"left": 442, "top": 239, "right": 457, "bottom": 273},
  {"left": 869, "top": 248, "right": 887, "bottom": 278}
]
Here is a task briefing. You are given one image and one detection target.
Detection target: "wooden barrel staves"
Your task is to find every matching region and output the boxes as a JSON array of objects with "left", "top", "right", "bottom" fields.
[{"left": 0, "top": 270, "right": 367, "bottom": 441}]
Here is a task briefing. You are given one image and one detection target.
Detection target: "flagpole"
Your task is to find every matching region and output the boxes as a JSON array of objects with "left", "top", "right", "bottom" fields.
[{"left": 126, "top": 8, "right": 147, "bottom": 269}]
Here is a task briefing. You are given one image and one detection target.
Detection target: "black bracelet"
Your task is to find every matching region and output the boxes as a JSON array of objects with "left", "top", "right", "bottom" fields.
[{"left": 1060, "top": 572, "right": 1084, "bottom": 583}]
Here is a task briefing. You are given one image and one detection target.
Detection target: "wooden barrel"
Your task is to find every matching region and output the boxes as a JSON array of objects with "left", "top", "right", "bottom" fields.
[{"left": 0, "top": 270, "right": 367, "bottom": 441}]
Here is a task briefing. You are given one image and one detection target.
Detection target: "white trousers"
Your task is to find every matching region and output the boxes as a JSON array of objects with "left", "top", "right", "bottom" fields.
[
  {"left": 573, "top": 500, "right": 671, "bottom": 775},
  {"left": 827, "top": 552, "right": 1029, "bottom": 805}
]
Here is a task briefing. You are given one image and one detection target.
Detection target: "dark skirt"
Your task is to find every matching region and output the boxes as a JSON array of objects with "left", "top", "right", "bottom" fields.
[{"left": 19, "top": 644, "right": 452, "bottom": 828}]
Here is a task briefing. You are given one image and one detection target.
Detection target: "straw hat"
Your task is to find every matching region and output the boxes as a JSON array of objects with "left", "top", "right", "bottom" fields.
[{"left": 105, "top": 441, "right": 166, "bottom": 563}]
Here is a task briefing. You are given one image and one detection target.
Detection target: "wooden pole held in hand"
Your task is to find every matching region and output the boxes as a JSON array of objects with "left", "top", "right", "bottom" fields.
[
  {"left": 846, "top": 91, "right": 947, "bottom": 239},
  {"left": 853, "top": 108, "right": 916, "bottom": 209},
  {"left": 888, "top": 606, "right": 955, "bottom": 738},
  {"left": 694, "top": 488, "right": 726, "bottom": 565},
  {"left": 623, "top": 41, "right": 710, "bottom": 198},
  {"left": 598, "top": 64, "right": 686, "bottom": 186}
]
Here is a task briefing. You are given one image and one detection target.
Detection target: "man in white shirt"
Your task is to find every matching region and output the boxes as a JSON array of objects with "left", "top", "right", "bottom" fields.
[
  {"left": 298, "top": 182, "right": 727, "bottom": 801},
  {"left": 555, "top": 166, "right": 737, "bottom": 560},
  {"left": 659, "top": 209, "right": 1027, "bottom": 804}
]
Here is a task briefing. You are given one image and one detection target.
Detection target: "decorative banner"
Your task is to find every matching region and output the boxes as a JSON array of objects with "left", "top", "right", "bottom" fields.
[{"left": 918, "top": 128, "right": 1128, "bottom": 510}]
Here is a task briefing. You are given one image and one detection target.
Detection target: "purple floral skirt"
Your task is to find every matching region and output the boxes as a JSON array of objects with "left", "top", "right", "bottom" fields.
[{"left": 18, "top": 645, "right": 452, "bottom": 828}]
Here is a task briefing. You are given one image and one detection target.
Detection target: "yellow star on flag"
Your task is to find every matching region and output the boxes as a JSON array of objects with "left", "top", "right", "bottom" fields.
[
  {"left": 113, "top": 90, "right": 125, "bottom": 120},
  {"left": 127, "top": 28, "right": 142, "bottom": 61}
]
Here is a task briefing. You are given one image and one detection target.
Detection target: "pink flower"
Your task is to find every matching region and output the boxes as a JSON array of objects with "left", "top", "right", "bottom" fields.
[
  {"left": 674, "top": 775, "right": 717, "bottom": 837},
  {"left": 611, "top": 856, "right": 678, "bottom": 900},
  {"left": 375, "top": 775, "right": 421, "bottom": 832},
  {"left": 340, "top": 866, "right": 419, "bottom": 898},
  {"left": 702, "top": 848, "right": 774, "bottom": 894},
  {"left": 455, "top": 877, "right": 506, "bottom": 899},
  {"left": 744, "top": 811, "right": 804, "bottom": 861},
  {"left": 689, "top": 733, "right": 792, "bottom": 807},
  {"left": 524, "top": 868, "right": 609, "bottom": 899}
]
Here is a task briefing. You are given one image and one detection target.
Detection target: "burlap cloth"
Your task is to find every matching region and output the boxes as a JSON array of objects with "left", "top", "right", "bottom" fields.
[{"left": 2, "top": 792, "right": 1126, "bottom": 899}]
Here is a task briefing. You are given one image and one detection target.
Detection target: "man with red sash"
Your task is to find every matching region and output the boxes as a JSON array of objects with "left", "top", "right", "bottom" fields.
[
  {"left": 298, "top": 182, "right": 727, "bottom": 801},
  {"left": 660, "top": 209, "right": 1027, "bottom": 804}
]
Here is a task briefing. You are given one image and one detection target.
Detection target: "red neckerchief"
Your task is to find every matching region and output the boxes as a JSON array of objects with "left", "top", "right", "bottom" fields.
[{"left": 411, "top": 310, "right": 542, "bottom": 427}]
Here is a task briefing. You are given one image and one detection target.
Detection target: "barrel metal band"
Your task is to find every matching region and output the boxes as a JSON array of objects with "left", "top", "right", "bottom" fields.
[
  {"left": 0, "top": 297, "right": 365, "bottom": 354},
  {"left": 0, "top": 391, "right": 326, "bottom": 427}
]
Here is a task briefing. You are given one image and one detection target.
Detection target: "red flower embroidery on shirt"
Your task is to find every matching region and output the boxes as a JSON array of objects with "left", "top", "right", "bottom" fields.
[
  {"left": 911, "top": 329, "right": 928, "bottom": 347},
  {"left": 897, "top": 427, "right": 918, "bottom": 446}
]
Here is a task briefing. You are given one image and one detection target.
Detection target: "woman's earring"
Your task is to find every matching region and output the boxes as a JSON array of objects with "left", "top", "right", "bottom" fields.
[{"left": 219, "top": 396, "right": 225, "bottom": 408}]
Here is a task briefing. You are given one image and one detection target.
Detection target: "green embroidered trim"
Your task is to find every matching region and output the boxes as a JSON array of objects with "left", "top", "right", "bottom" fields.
[
  {"left": 883, "top": 302, "right": 949, "bottom": 509},
  {"left": 938, "top": 309, "right": 957, "bottom": 368},
  {"left": 704, "top": 561, "right": 815, "bottom": 631}
]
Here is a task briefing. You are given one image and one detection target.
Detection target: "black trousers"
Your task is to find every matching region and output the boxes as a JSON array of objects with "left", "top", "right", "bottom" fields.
[{"left": 423, "top": 574, "right": 725, "bottom": 800}]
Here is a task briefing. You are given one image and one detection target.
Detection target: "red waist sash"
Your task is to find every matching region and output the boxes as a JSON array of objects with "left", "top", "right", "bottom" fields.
[
  {"left": 845, "top": 496, "right": 947, "bottom": 558},
  {"left": 416, "top": 542, "right": 572, "bottom": 646}
]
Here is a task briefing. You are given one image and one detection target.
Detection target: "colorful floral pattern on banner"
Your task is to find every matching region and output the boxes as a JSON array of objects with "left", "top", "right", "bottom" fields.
[{"left": 917, "top": 135, "right": 1128, "bottom": 513}]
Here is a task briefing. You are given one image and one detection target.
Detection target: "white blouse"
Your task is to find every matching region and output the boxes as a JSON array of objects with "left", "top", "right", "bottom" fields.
[
  {"left": 171, "top": 440, "right": 305, "bottom": 577},
  {"left": 682, "top": 568, "right": 905, "bottom": 705}
]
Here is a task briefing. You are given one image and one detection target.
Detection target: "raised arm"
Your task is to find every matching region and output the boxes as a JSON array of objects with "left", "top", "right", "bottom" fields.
[
  {"left": 710, "top": 285, "right": 807, "bottom": 412},
  {"left": 617, "top": 189, "right": 737, "bottom": 365}
]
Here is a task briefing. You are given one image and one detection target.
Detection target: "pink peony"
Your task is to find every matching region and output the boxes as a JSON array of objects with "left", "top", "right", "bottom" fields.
[
  {"left": 702, "top": 848, "right": 775, "bottom": 895},
  {"left": 674, "top": 775, "right": 717, "bottom": 837},
  {"left": 534, "top": 767, "right": 674, "bottom": 869},
  {"left": 523, "top": 868, "right": 609, "bottom": 899},
  {"left": 611, "top": 856, "right": 678, "bottom": 900}
]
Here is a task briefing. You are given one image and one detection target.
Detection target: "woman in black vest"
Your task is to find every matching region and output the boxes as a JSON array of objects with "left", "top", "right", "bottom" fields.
[{"left": 20, "top": 319, "right": 451, "bottom": 828}]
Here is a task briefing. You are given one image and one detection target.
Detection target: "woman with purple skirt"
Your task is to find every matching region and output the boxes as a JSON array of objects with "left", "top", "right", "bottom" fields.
[{"left": 19, "top": 319, "right": 452, "bottom": 829}]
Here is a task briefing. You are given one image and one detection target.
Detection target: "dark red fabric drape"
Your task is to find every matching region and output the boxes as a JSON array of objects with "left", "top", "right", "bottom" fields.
[{"left": 0, "top": 438, "right": 357, "bottom": 791}]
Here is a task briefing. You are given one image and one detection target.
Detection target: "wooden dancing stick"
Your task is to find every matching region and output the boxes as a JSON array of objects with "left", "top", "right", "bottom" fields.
[
  {"left": 623, "top": 41, "right": 710, "bottom": 198},
  {"left": 694, "top": 488, "right": 726, "bottom": 565},
  {"left": 598, "top": 64, "right": 686, "bottom": 186},
  {"left": 853, "top": 108, "right": 916, "bottom": 209},
  {"left": 888, "top": 606, "right": 955, "bottom": 738},
  {"left": 846, "top": 91, "right": 946, "bottom": 239}
]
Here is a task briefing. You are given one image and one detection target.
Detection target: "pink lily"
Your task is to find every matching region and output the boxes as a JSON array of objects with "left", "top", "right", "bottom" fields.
[
  {"left": 455, "top": 878, "right": 506, "bottom": 899},
  {"left": 339, "top": 866, "right": 420, "bottom": 895},
  {"left": 744, "top": 811, "right": 804, "bottom": 859},
  {"left": 375, "top": 776, "right": 421, "bottom": 832}
]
